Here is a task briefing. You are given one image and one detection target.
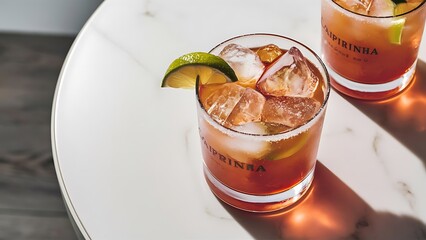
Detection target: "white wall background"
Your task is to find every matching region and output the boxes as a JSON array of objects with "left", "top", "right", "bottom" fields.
[{"left": 0, "top": 0, "right": 104, "bottom": 35}]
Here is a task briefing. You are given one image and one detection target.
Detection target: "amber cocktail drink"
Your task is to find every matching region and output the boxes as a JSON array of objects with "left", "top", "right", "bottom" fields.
[
  {"left": 321, "top": 0, "right": 426, "bottom": 100},
  {"left": 196, "top": 34, "right": 330, "bottom": 212}
]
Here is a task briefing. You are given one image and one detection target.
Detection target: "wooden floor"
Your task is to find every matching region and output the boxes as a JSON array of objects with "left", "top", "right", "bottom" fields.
[{"left": 0, "top": 33, "right": 78, "bottom": 239}]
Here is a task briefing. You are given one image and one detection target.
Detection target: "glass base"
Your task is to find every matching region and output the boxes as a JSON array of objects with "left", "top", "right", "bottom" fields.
[
  {"left": 204, "top": 165, "right": 314, "bottom": 213},
  {"left": 327, "top": 61, "right": 416, "bottom": 101}
]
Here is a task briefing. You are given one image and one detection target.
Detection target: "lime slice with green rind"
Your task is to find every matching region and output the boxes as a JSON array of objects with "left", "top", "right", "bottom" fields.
[
  {"left": 162, "top": 52, "right": 238, "bottom": 89},
  {"left": 388, "top": 17, "right": 406, "bottom": 45},
  {"left": 387, "top": 0, "right": 424, "bottom": 44},
  {"left": 267, "top": 132, "right": 309, "bottom": 160}
]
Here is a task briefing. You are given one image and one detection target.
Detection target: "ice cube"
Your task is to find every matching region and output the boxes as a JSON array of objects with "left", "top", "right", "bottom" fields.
[
  {"left": 219, "top": 44, "right": 265, "bottom": 87},
  {"left": 226, "top": 88, "right": 266, "bottom": 126},
  {"left": 256, "top": 44, "right": 284, "bottom": 64},
  {"left": 369, "top": 0, "right": 396, "bottom": 16},
  {"left": 257, "top": 47, "right": 319, "bottom": 98},
  {"left": 226, "top": 135, "right": 271, "bottom": 161},
  {"left": 262, "top": 96, "right": 321, "bottom": 128},
  {"left": 334, "top": 0, "right": 373, "bottom": 15},
  {"left": 203, "top": 83, "right": 245, "bottom": 125},
  {"left": 230, "top": 122, "right": 268, "bottom": 135}
]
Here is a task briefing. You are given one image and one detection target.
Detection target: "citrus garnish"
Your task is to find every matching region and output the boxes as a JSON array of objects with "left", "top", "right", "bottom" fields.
[
  {"left": 162, "top": 52, "right": 238, "bottom": 89},
  {"left": 388, "top": 17, "right": 406, "bottom": 45},
  {"left": 388, "top": 0, "right": 424, "bottom": 44},
  {"left": 267, "top": 132, "right": 309, "bottom": 160},
  {"left": 394, "top": 1, "right": 423, "bottom": 15},
  {"left": 391, "top": 0, "right": 407, "bottom": 5}
]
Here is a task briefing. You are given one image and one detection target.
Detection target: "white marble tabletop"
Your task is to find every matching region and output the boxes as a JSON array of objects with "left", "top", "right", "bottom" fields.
[{"left": 51, "top": 0, "right": 426, "bottom": 239}]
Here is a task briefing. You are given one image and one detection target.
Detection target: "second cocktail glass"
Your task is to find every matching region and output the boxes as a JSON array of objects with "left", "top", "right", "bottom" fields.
[{"left": 321, "top": 0, "right": 426, "bottom": 100}]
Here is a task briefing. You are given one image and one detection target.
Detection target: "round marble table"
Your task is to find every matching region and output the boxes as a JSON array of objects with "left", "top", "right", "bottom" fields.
[{"left": 51, "top": 0, "right": 426, "bottom": 239}]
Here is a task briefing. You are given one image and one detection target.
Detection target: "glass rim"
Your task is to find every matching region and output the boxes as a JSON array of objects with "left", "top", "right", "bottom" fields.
[
  {"left": 195, "top": 33, "right": 331, "bottom": 140},
  {"left": 328, "top": 0, "right": 426, "bottom": 19}
]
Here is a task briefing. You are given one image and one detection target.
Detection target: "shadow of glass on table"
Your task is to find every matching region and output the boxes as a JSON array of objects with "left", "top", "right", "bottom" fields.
[
  {"left": 338, "top": 60, "right": 426, "bottom": 169},
  {"left": 220, "top": 162, "right": 426, "bottom": 240}
]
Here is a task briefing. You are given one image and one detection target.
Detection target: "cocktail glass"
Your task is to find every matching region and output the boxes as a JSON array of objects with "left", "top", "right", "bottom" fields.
[
  {"left": 196, "top": 34, "right": 330, "bottom": 212},
  {"left": 321, "top": 0, "right": 426, "bottom": 100}
]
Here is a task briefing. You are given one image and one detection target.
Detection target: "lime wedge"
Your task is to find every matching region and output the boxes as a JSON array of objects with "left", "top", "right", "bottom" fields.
[
  {"left": 162, "top": 52, "right": 238, "bottom": 89},
  {"left": 388, "top": 17, "right": 406, "bottom": 45},
  {"left": 394, "top": 2, "right": 422, "bottom": 15},
  {"left": 268, "top": 132, "right": 309, "bottom": 160}
]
